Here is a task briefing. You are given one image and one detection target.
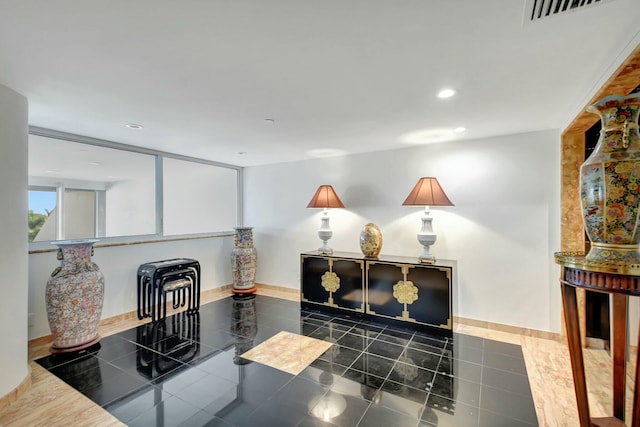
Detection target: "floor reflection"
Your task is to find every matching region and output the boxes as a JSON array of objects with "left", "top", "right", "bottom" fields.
[
  {"left": 35, "top": 295, "right": 538, "bottom": 427},
  {"left": 230, "top": 294, "right": 258, "bottom": 365},
  {"left": 136, "top": 311, "right": 201, "bottom": 379}
]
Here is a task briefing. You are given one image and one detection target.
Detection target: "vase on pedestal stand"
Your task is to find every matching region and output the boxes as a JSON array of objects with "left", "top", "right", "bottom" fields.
[
  {"left": 231, "top": 227, "right": 257, "bottom": 294},
  {"left": 45, "top": 239, "right": 104, "bottom": 353},
  {"left": 580, "top": 93, "right": 640, "bottom": 263}
]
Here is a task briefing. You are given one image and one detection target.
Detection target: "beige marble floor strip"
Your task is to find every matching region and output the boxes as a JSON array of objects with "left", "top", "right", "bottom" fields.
[{"left": 241, "top": 331, "right": 332, "bottom": 375}]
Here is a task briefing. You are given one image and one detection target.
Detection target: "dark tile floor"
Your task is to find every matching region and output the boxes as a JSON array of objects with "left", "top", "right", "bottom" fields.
[{"left": 36, "top": 295, "right": 539, "bottom": 427}]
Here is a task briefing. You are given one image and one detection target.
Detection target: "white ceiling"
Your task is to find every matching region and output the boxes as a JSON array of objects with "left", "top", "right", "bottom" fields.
[{"left": 1, "top": 0, "right": 639, "bottom": 167}]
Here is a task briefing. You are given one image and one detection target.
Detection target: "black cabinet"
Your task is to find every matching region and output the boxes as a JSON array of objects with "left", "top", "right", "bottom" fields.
[
  {"left": 300, "top": 254, "right": 365, "bottom": 313},
  {"left": 301, "top": 251, "right": 454, "bottom": 332}
]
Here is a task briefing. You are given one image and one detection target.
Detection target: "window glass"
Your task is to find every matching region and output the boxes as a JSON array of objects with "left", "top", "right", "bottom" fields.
[
  {"left": 163, "top": 158, "right": 238, "bottom": 235},
  {"left": 28, "top": 135, "right": 156, "bottom": 240},
  {"left": 28, "top": 188, "right": 56, "bottom": 242},
  {"left": 64, "top": 189, "right": 97, "bottom": 239}
]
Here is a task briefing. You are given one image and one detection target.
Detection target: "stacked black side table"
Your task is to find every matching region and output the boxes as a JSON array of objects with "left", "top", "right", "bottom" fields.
[{"left": 137, "top": 258, "right": 201, "bottom": 322}]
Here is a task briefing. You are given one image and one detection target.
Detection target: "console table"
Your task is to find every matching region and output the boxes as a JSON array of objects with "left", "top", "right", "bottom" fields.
[
  {"left": 555, "top": 252, "right": 640, "bottom": 427},
  {"left": 300, "top": 251, "right": 454, "bottom": 333}
]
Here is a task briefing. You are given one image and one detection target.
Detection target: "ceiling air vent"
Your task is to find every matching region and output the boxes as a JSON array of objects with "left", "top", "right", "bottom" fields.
[{"left": 523, "top": 0, "right": 618, "bottom": 23}]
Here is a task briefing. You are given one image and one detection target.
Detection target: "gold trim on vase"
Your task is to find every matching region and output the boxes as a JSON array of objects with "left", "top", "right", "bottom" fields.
[
  {"left": 601, "top": 120, "right": 639, "bottom": 149},
  {"left": 591, "top": 242, "right": 640, "bottom": 251}
]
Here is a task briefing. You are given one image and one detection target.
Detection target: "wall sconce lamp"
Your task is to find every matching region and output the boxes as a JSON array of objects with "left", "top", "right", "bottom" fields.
[
  {"left": 307, "top": 185, "right": 345, "bottom": 255},
  {"left": 402, "top": 177, "right": 454, "bottom": 263}
]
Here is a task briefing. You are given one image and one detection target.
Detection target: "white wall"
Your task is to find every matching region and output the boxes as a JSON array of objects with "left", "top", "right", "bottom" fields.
[
  {"left": 28, "top": 235, "right": 235, "bottom": 339},
  {"left": 0, "top": 84, "right": 29, "bottom": 398},
  {"left": 244, "top": 130, "right": 562, "bottom": 333}
]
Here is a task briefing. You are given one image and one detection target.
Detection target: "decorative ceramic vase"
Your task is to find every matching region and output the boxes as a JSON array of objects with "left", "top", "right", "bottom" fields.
[
  {"left": 580, "top": 93, "right": 640, "bottom": 263},
  {"left": 360, "top": 223, "right": 383, "bottom": 258},
  {"left": 231, "top": 227, "right": 257, "bottom": 294},
  {"left": 46, "top": 239, "right": 104, "bottom": 353}
]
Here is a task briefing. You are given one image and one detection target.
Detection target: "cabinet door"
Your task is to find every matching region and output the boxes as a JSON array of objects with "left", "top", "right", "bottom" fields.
[
  {"left": 301, "top": 255, "right": 364, "bottom": 312},
  {"left": 366, "top": 262, "right": 452, "bottom": 329},
  {"left": 407, "top": 265, "right": 452, "bottom": 329}
]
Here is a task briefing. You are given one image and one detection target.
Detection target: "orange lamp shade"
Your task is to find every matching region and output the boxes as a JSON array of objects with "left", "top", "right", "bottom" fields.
[
  {"left": 402, "top": 177, "right": 454, "bottom": 207},
  {"left": 307, "top": 185, "right": 345, "bottom": 209}
]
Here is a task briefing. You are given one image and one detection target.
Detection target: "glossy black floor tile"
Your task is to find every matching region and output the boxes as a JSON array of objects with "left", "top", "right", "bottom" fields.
[
  {"left": 350, "top": 353, "right": 395, "bottom": 378},
  {"left": 127, "top": 395, "right": 202, "bottom": 427},
  {"left": 318, "top": 345, "right": 362, "bottom": 368},
  {"left": 481, "top": 350, "right": 528, "bottom": 375},
  {"left": 358, "top": 404, "right": 420, "bottom": 427},
  {"left": 336, "top": 332, "right": 371, "bottom": 351},
  {"left": 480, "top": 384, "right": 538, "bottom": 424},
  {"left": 481, "top": 366, "right": 533, "bottom": 396},
  {"left": 366, "top": 339, "right": 405, "bottom": 359},
  {"left": 36, "top": 294, "right": 539, "bottom": 426},
  {"left": 388, "top": 361, "right": 435, "bottom": 391},
  {"left": 104, "top": 386, "right": 173, "bottom": 424},
  {"left": 420, "top": 399, "right": 479, "bottom": 427},
  {"left": 376, "top": 327, "right": 414, "bottom": 346},
  {"left": 340, "top": 369, "right": 386, "bottom": 392}
]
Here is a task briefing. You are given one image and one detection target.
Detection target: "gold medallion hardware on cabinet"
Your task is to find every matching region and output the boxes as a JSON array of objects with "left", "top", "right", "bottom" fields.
[
  {"left": 393, "top": 265, "right": 419, "bottom": 320},
  {"left": 320, "top": 258, "right": 340, "bottom": 306}
]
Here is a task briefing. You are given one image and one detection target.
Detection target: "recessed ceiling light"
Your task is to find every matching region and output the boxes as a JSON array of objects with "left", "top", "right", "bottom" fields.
[
  {"left": 237, "top": 151, "right": 247, "bottom": 155},
  {"left": 306, "top": 148, "right": 348, "bottom": 158},
  {"left": 399, "top": 127, "right": 467, "bottom": 145},
  {"left": 125, "top": 123, "right": 144, "bottom": 130},
  {"left": 264, "top": 118, "right": 275, "bottom": 124},
  {"left": 437, "top": 89, "right": 456, "bottom": 99},
  {"left": 45, "top": 169, "right": 61, "bottom": 174},
  {"left": 88, "top": 162, "right": 102, "bottom": 166}
]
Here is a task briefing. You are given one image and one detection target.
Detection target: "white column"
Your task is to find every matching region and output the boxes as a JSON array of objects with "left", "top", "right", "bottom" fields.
[{"left": 0, "top": 83, "right": 29, "bottom": 399}]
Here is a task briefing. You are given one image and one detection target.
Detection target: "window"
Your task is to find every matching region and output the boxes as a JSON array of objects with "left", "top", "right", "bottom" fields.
[
  {"left": 29, "top": 134, "right": 156, "bottom": 241},
  {"left": 163, "top": 158, "right": 238, "bottom": 236},
  {"left": 28, "top": 187, "right": 56, "bottom": 242},
  {"left": 28, "top": 131, "right": 240, "bottom": 243}
]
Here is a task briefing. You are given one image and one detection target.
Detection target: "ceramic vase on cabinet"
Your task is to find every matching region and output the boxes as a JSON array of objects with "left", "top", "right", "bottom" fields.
[
  {"left": 360, "top": 223, "right": 383, "bottom": 258},
  {"left": 580, "top": 93, "right": 640, "bottom": 263},
  {"left": 231, "top": 227, "right": 257, "bottom": 294},
  {"left": 46, "top": 239, "right": 104, "bottom": 353}
]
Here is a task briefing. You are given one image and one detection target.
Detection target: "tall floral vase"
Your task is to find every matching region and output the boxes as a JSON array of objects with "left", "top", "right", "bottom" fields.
[
  {"left": 46, "top": 239, "right": 104, "bottom": 353},
  {"left": 580, "top": 93, "right": 640, "bottom": 263},
  {"left": 231, "top": 227, "right": 257, "bottom": 294}
]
